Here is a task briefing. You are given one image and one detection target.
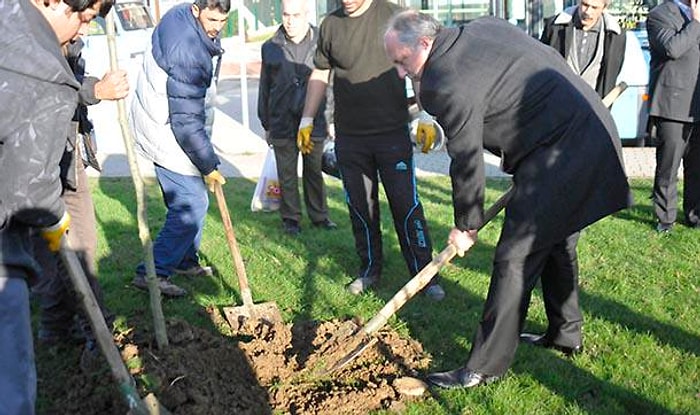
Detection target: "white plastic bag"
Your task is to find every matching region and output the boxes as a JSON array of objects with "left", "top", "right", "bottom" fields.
[{"left": 251, "top": 148, "right": 282, "bottom": 212}]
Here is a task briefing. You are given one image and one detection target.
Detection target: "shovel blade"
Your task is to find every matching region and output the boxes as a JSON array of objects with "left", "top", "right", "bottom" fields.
[
  {"left": 223, "top": 302, "right": 282, "bottom": 329},
  {"left": 314, "top": 331, "right": 379, "bottom": 376}
]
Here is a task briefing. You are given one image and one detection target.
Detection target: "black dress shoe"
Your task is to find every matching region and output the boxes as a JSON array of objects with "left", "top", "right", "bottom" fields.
[
  {"left": 426, "top": 367, "right": 498, "bottom": 389},
  {"left": 685, "top": 220, "right": 700, "bottom": 229},
  {"left": 519, "top": 332, "right": 583, "bottom": 357},
  {"left": 282, "top": 219, "right": 301, "bottom": 236},
  {"left": 312, "top": 218, "right": 337, "bottom": 229}
]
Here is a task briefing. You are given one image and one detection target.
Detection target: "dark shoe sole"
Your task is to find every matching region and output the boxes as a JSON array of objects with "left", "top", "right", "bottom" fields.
[
  {"left": 520, "top": 333, "right": 583, "bottom": 357},
  {"left": 426, "top": 368, "right": 499, "bottom": 389}
]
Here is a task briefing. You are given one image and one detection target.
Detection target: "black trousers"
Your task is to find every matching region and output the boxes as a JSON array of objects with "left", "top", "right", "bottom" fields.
[
  {"left": 466, "top": 232, "right": 582, "bottom": 377},
  {"left": 270, "top": 137, "right": 328, "bottom": 224},
  {"left": 32, "top": 152, "right": 113, "bottom": 343},
  {"left": 335, "top": 128, "right": 435, "bottom": 281},
  {"left": 652, "top": 118, "right": 700, "bottom": 226}
]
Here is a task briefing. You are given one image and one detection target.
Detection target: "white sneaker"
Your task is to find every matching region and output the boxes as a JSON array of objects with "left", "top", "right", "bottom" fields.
[
  {"left": 347, "top": 277, "right": 375, "bottom": 295},
  {"left": 174, "top": 265, "right": 214, "bottom": 277}
]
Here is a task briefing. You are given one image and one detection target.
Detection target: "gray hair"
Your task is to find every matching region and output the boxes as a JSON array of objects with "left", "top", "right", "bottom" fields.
[
  {"left": 579, "top": 0, "right": 612, "bottom": 7},
  {"left": 385, "top": 10, "right": 442, "bottom": 48}
]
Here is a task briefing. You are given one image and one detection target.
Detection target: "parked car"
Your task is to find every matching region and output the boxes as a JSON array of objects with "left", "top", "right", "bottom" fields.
[
  {"left": 80, "top": 1, "right": 155, "bottom": 155},
  {"left": 609, "top": 29, "right": 651, "bottom": 147},
  {"left": 81, "top": 0, "right": 154, "bottom": 77}
]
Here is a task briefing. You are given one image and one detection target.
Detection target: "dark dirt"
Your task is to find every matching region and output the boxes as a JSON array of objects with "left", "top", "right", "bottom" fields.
[{"left": 36, "top": 306, "right": 432, "bottom": 414}]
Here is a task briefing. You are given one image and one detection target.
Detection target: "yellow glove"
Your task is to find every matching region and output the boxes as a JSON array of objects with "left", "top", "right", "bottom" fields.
[
  {"left": 297, "top": 117, "right": 314, "bottom": 155},
  {"left": 416, "top": 111, "right": 437, "bottom": 153},
  {"left": 40, "top": 212, "right": 71, "bottom": 252},
  {"left": 204, "top": 170, "right": 226, "bottom": 193}
]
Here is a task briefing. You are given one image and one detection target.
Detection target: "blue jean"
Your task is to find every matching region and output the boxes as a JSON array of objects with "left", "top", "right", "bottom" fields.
[
  {"left": 136, "top": 165, "right": 209, "bottom": 279},
  {"left": 0, "top": 271, "right": 36, "bottom": 415}
]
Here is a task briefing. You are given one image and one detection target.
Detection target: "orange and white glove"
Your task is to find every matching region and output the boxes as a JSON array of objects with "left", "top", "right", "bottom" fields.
[
  {"left": 297, "top": 117, "right": 314, "bottom": 155},
  {"left": 40, "top": 212, "right": 71, "bottom": 252},
  {"left": 416, "top": 111, "right": 437, "bottom": 153},
  {"left": 204, "top": 170, "right": 226, "bottom": 193}
]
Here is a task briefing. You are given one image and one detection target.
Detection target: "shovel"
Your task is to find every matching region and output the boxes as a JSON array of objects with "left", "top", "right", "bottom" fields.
[
  {"left": 602, "top": 81, "right": 627, "bottom": 108},
  {"left": 213, "top": 182, "right": 282, "bottom": 328},
  {"left": 322, "top": 186, "right": 515, "bottom": 375},
  {"left": 58, "top": 237, "right": 170, "bottom": 415}
]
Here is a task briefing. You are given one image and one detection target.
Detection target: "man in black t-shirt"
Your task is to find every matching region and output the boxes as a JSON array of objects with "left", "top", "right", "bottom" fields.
[{"left": 297, "top": 0, "right": 444, "bottom": 300}]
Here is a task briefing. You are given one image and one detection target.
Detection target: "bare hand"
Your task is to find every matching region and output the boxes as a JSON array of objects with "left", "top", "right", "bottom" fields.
[
  {"left": 693, "top": 0, "right": 700, "bottom": 23},
  {"left": 94, "top": 70, "right": 129, "bottom": 100},
  {"left": 448, "top": 227, "right": 478, "bottom": 257}
]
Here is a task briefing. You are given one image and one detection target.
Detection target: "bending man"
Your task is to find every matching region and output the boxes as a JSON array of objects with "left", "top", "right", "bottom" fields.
[{"left": 384, "top": 11, "right": 631, "bottom": 388}]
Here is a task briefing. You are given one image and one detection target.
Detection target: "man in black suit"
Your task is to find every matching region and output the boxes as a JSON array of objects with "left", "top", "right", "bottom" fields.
[
  {"left": 384, "top": 11, "right": 631, "bottom": 388},
  {"left": 647, "top": 0, "right": 700, "bottom": 233}
]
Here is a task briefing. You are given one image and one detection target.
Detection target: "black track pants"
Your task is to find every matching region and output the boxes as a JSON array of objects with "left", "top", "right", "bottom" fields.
[{"left": 335, "top": 128, "right": 435, "bottom": 281}]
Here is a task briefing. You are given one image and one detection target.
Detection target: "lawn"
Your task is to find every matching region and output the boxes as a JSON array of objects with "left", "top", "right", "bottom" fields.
[{"left": 37, "top": 176, "right": 700, "bottom": 414}]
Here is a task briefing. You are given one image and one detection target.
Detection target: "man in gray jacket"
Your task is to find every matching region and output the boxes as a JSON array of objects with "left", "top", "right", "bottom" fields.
[
  {"left": 647, "top": 0, "right": 700, "bottom": 233},
  {"left": 384, "top": 11, "right": 630, "bottom": 389},
  {"left": 0, "top": 0, "right": 102, "bottom": 412},
  {"left": 32, "top": 1, "right": 129, "bottom": 367}
]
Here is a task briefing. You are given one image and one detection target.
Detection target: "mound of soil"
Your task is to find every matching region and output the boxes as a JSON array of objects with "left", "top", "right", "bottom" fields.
[{"left": 37, "top": 307, "right": 432, "bottom": 414}]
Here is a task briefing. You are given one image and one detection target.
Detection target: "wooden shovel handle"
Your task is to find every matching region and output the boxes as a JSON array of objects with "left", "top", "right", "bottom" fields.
[
  {"left": 59, "top": 237, "right": 150, "bottom": 415},
  {"left": 602, "top": 81, "right": 628, "bottom": 108},
  {"left": 361, "top": 186, "right": 515, "bottom": 336},
  {"left": 214, "top": 182, "right": 254, "bottom": 308}
]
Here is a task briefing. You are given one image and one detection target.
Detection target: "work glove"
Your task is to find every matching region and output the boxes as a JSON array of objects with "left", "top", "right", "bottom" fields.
[
  {"left": 204, "top": 170, "right": 226, "bottom": 193},
  {"left": 416, "top": 111, "right": 437, "bottom": 153},
  {"left": 40, "top": 212, "right": 71, "bottom": 252},
  {"left": 297, "top": 117, "right": 314, "bottom": 155}
]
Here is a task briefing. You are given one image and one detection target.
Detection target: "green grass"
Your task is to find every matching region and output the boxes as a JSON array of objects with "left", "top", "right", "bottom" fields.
[{"left": 64, "top": 177, "right": 700, "bottom": 414}]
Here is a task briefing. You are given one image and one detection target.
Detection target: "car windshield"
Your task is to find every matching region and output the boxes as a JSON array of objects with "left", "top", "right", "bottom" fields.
[
  {"left": 115, "top": 2, "right": 154, "bottom": 31},
  {"left": 86, "top": 2, "right": 154, "bottom": 35}
]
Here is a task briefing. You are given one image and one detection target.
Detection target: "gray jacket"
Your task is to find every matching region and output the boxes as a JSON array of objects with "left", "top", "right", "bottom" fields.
[{"left": 0, "top": 0, "right": 79, "bottom": 276}]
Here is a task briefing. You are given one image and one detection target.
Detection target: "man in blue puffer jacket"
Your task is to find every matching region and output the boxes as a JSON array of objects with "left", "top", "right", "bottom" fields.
[{"left": 130, "top": 0, "right": 230, "bottom": 297}]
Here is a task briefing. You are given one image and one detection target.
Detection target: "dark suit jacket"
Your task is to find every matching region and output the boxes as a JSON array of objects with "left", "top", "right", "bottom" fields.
[
  {"left": 647, "top": 0, "right": 700, "bottom": 122},
  {"left": 540, "top": 7, "right": 627, "bottom": 98},
  {"left": 420, "top": 18, "right": 631, "bottom": 259}
]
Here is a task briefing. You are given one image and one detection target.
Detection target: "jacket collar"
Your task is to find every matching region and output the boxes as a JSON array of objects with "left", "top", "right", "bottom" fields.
[
  {"left": 272, "top": 24, "right": 315, "bottom": 46},
  {"left": 553, "top": 6, "right": 622, "bottom": 34}
]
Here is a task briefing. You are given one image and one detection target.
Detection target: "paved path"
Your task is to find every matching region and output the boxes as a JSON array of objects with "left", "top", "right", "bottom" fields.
[
  {"left": 90, "top": 131, "right": 659, "bottom": 180},
  {"left": 89, "top": 37, "right": 662, "bottom": 180}
]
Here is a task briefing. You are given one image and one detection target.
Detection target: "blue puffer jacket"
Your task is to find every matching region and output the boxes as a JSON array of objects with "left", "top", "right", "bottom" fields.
[{"left": 131, "top": 3, "right": 223, "bottom": 176}]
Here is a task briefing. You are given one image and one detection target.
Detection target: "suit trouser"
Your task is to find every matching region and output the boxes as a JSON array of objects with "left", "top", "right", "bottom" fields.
[
  {"left": 335, "top": 128, "right": 435, "bottom": 281},
  {"left": 136, "top": 165, "right": 209, "bottom": 278},
  {"left": 32, "top": 156, "right": 112, "bottom": 342},
  {"left": 466, "top": 232, "right": 582, "bottom": 377},
  {"left": 271, "top": 138, "right": 328, "bottom": 223},
  {"left": 652, "top": 118, "right": 700, "bottom": 226},
  {"left": 0, "top": 268, "right": 36, "bottom": 415}
]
